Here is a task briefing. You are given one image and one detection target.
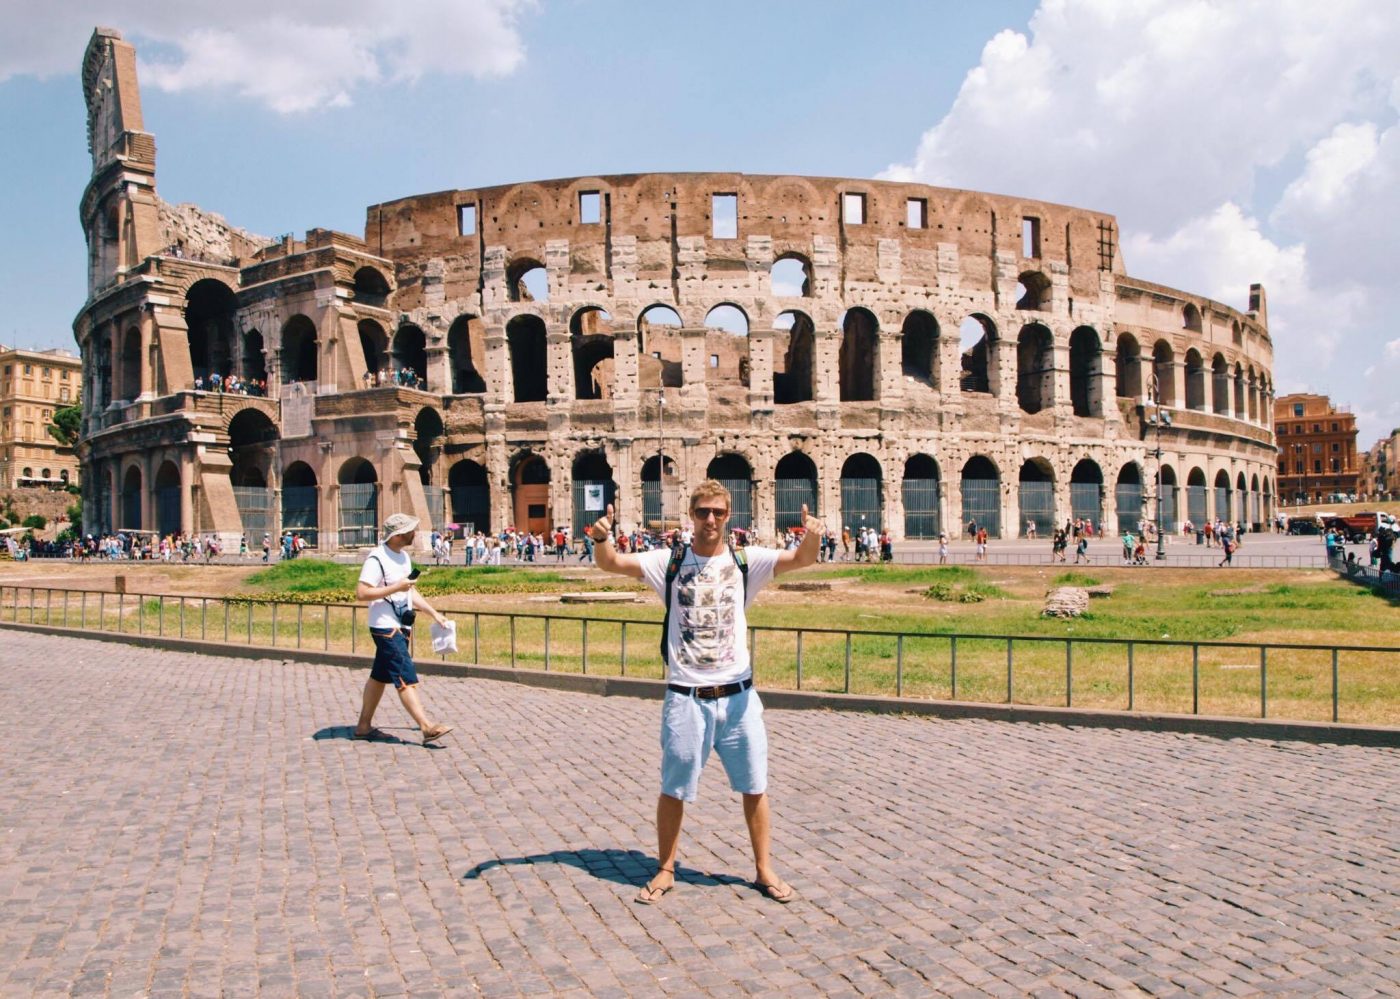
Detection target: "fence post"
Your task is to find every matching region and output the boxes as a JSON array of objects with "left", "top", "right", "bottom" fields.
[
  {"left": 896, "top": 635, "right": 904, "bottom": 699},
  {"left": 581, "top": 619, "right": 588, "bottom": 675},
  {"left": 1065, "top": 641, "right": 1073, "bottom": 707},
  {"left": 510, "top": 615, "right": 516, "bottom": 668},
  {"left": 351, "top": 606, "right": 357, "bottom": 654},
  {"left": 473, "top": 614, "right": 480, "bottom": 665},
  {"left": 843, "top": 633, "right": 852, "bottom": 694},
  {"left": 223, "top": 601, "right": 230, "bottom": 643},
  {"left": 1260, "top": 647, "right": 1268, "bottom": 718},
  {"left": 795, "top": 631, "right": 804, "bottom": 691},
  {"left": 544, "top": 617, "right": 550, "bottom": 672},
  {"left": 247, "top": 603, "right": 253, "bottom": 645},
  {"left": 201, "top": 598, "right": 208, "bottom": 640},
  {"left": 620, "top": 621, "right": 627, "bottom": 675},
  {"left": 271, "top": 603, "right": 278, "bottom": 647},
  {"left": 323, "top": 604, "right": 330, "bottom": 650},
  {"left": 1127, "top": 642, "right": 1134, "bottom": 711},
  {"left": 1006, "top": 638, "right": 1013, "bottom": 704},
  {"left": 1192, "top": 644, "right": 1199, "bottom": 715},
  {"left": 297, "top": 604, "right": 304, "bottom": 649},
  {"left": 1331, "top": 648, "right": 1339, "bottom": 723},
  {"left": 950, "top": 636, "right": 957, "bottom": 699}
]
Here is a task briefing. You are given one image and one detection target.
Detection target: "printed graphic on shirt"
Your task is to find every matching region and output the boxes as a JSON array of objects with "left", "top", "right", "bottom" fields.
[{"left": 673, "top": 556, "right": 743, "bottom": 673}]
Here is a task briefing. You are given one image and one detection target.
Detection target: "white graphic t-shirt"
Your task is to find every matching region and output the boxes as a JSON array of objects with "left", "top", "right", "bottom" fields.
[
  {"left": 638, "top": 545, "right": 779, "bottom": 686},
  {"left": 358, "top": 543, "right": 413, "bottom": 630}
]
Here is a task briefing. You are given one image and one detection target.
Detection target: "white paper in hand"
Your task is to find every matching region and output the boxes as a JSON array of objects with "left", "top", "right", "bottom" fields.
[{"left": 429, "top": 620, "right": 458, "bottom": 654}]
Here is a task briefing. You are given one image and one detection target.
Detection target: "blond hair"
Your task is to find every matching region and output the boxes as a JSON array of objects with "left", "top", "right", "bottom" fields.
[{"left": 688, "top": 479, "right": 732, "bottom": 512}]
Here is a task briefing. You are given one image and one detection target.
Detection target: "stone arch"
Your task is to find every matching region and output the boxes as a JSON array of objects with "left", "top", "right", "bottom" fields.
[
  {"left": 770, "top": 253, "right": 812, "bottom": 298},
  {"left": 448, "top": 459, "right": 491, "bottom": 535},
  {"left": 638, "top": 304, "right": 683, "bottom": 388},
  {"left": 1152, "top": 340, "right": 1176, "bottom": 407},
  {"left": 1115, "top": 461, "right": 1144, "bottom": 533},
  {"left": 775, "top": 450, "right": 819, "bottom": 529},
  {"left": 1184, "top": 348, "right": 1206, "bottom": 411},
  {"left": 510, "top": 450, "right": 552, "bottom": 534},
  {"left": 392, "top": 324, "right": 427, "bottom": 388},
  {"left": 1213, "top": 468, "right": 1232, "bottom": 524},
  {"left": 241, "top": 328, "right": 267, "bottom": 383},
  {"left": 961, "top": 455, "right": 1001, "bottom": 537},
  {"left": 703, "top": 303, "right": 749, "bottom": 334},
  {"left": 413, "top": 407, "right": 444, "bottom": 485},
  {"left": 1016, "top": 322, "right": 1054, "bottom": 414},
  {"left": 571, "top": 307, "right": 615, "bottom": 400},
  {"left": 707, "top": 452, "right": 755, "bottom": 530},
  {"left": 840, "top": 452, "right": 884, "bottom": 532},
  {"left": 1116, "top": 333, "right": 1143, "bottom": 400},
  {"left": 641, "top": 451, "right": 680, "bottom": 529},
  {"left": 337, "top": 456, "right": 379, "bottom": 547},
  {"left": 352, "top": 266, "right": 390, "bottom": 308},
  {"left": 1018, "top": 458, "right": 1056, "bottom": 537},
  {"left": 358, "top": 319, "right": 388, "bottom": 381},
  {"left": 228, "top": 407, "right": 278, "bottom": 486},
  {"left": 121, "top": 463, "right": 143, "bottom": 531},
  {"left": 901, "top": 310, "right": 939, "bottom": 388},
  {"left": 1182, "top": 303, "right": 1202, "bottom": 332},
  {"left": 1185, "top": 466, "right": 1209, "bottom": 528},
  {"left": 120, "top": 326, "right": 141, "bottom": 401},
  {"left": 154, "top": 460, "right": 181, "bottom": 536},
  {"left": 773, "top": 310, "right": 815, "bottom": 404},
  {"left": 506, "top": 314, "right": 548, "bottom": 402},
  {"left": 282, "top": 461, "right": 319, "bottom": 545},
  {"left": 1158, "top": 463, "right": 1180, "bottom": 533},
  {"left": 839, "top": 307, "right": 879, "bottom": 402},
  {"left": 1070, "top": 459, "right": 1104, "bottom": 528},
  {"left": 507, "top": 257, "right": 548, "bottom": 303},
  {"left": 902, "top": 454, "right": 941, "bottom": 538},
  {"left": 1211, "top": 353, "right": 1229, "bottom": 415},
  {"left": 185, "top": 278, "right": 239, "bottom": 384},
  {"left": 960, "top": 314, "right": 997, "bottom": 395},
  {"left": 1068, "top": 325, "right": 1102, "bottom": 417},
  {"left": 281, "top": 315, "right": 318, "bottom": 384},
  {"left": 1016, "top": 270, "right": 1051, "bottom": 311},
  {"left": 1235, "top": 470, "right": 1249, "bottom": 525},
  {"left": 447, "top": 314, "right": 486, "bottom": 393},
  {"left": 571, "top": 449, "right": 617, "bottom": 534}
]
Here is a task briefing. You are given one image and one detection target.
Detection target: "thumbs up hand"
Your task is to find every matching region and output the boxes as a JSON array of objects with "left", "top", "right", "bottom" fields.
[{"left": 591, "top": 503, "right": 615, "bottom": 543}]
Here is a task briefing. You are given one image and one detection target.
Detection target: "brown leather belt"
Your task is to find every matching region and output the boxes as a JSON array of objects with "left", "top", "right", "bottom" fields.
[{"left": 667, "top": 678, "right": 754, "bottom": 700}]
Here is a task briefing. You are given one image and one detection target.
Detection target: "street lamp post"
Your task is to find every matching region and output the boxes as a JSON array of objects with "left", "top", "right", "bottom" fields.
[
  {"left": 1148, "top": 379, "right": 1171, "bottom": 561},
  {"left": 657, "top": 388, "right": 665, "bottom": 535}
]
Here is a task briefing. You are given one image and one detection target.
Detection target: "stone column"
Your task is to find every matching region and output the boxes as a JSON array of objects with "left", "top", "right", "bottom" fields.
[
  {"left": 546, "top": 324, "right": 571, "bottom": 433},
  {"left": 138, "top": 307, "right": 155, "bottom": 400},
  {"left": 678, "top": 328, "right": 709, "bottom": 422},
  {"left": 179, "top": 451, "right": 193, "bottom": 536},
  {"left": 747, "top": 327, "right": 774, "bottom": 428},
  {"left": 814, "top": 328, "right": 840, "bottom": 430}
]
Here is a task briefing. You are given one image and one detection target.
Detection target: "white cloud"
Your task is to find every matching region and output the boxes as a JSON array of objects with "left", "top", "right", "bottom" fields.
[
  {"left": 0, "top": 0, "right": 534, "bottom": 112},
  {"left": 881, "top": 0, "right": 1400, "bottom": 445}
]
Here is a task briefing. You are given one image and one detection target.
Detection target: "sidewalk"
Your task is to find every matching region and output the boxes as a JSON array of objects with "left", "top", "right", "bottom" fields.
[{"left": 3, "top": 633, "right": 1397, "bottom": 996}]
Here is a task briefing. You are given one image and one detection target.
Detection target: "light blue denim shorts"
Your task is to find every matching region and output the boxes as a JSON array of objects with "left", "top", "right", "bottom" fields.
[{"left": 660, "top": 686, "right": 767, "bottom": 802}]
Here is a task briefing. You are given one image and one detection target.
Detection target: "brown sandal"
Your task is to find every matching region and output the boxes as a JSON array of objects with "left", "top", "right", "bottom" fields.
[{"left": 635, "top": 868, "right": 675, "bottom": 905}]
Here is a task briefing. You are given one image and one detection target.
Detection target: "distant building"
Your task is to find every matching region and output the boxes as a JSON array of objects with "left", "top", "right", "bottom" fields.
[
  {"left": 1274, "top": 393, "right": 1359, "bottom": 504},
  {"left": 1361, "top": 432, "right": 1399, "bottom": 500},
  {"left": 0, "top": 345, "right": 82, "bottom": 490}
]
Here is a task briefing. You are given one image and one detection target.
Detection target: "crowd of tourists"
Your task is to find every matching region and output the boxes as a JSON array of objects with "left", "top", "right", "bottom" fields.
[{"left": 192, "top": 373, "right": 267, "bottom": 395}]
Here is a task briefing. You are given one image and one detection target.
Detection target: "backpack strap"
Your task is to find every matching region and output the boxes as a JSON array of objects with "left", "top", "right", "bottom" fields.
[
  {"left": 729, "top": 541, "right": 748, "bottom": 603},
  {"left": 660, "top": 540, "right": 689, "bottom": 664}
]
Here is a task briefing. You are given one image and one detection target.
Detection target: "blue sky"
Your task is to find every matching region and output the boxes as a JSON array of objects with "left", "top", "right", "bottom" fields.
[{"left": 2, "top": 1, "right": 1398, "bottom": 446}]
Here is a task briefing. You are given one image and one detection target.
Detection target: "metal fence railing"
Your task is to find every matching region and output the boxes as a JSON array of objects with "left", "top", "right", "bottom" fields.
[{"left": 3, "top": 583, "right": 1395, "bottom": 726}]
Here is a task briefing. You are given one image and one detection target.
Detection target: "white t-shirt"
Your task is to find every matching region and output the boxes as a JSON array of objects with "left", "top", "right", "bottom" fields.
[
  {"left": 358, "top": 543, "right": 413, "bottom": 630},
  {"left": 638, "top": 545, "right": 780, "bottom": 686}
]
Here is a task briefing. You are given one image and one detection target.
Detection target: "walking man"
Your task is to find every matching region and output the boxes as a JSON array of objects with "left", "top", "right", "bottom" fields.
[
  {"left": 592, "top": 480, "right": 822, "bottom": 905},
  {"left": 353, "top": 513, "right": 454, "bottom": 745}
]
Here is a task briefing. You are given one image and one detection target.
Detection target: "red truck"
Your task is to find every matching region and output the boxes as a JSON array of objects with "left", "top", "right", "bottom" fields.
[{"left": 1323, "top": 511, "right": 1399, "bottom": 543}]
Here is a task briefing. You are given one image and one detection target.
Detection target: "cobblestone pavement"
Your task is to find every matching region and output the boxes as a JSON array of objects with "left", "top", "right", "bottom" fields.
[{"left": 3, "top": 632, "right": 1397, "bottom": 998}]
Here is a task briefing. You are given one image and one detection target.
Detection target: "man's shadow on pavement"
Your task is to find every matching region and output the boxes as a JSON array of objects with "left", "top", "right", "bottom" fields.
[
  {"left": 463, "top": 849, "right": 749, "bottom": 890},
  {"left": 311, "top": 725, "right": 427, "bottom": 746}
]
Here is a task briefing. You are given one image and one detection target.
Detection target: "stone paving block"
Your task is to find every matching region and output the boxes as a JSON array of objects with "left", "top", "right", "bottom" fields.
[{"left": 0, "top": 631, "right": 1397, "bottom": 997}]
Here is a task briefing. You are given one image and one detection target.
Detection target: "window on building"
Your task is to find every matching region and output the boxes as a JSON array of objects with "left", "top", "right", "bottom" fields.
[
  {"left": 711, "top": 194, "right": 738, "bottom": 239},
  {"left": 842, "top": 192, "right": 866, "bottom": 225},
  {"left": 60, "top": 389, "right": 69, "bottom": 402},
  {"left": 578, "top": 191, "right": 601, "bottom": 225},
  {"left": 709, "top": 354, "right": 719, "bottom": 368},
  {"left": 23, "top": 364, "right": 31, "bottom": 374},
  {"left": 1022, "top": 217, "right": 1042, "bottom": 257},
  {"left": 2, "top": 365, "right": 9, "bottom": 374},
  {"left": 1331, "top": 442, "right": 1340, "bottom": 452},
  {"left": 457, "top": 204, "right": 477, "bottom": 236},
  {"left": 1312, "top": 443, "right": 1322, "bottom": 454},
  {"left": 1331, "top": 458, "right": 1340, "bottom": 472},
  {"left": 61, "top": 370, "right": 70, "bottom": 380},
  {"left": 1313, "top": 460, "right": 1323, "bottom": 473},
  {"left": 906, "top": 198, "right": 927, "bottom": 229},
  {"left": 1278, "top": 426, "right": 1286, "bottom": 435},
  {"left": 1293, "top": 403, "right": 1304, "bottom": 417}
]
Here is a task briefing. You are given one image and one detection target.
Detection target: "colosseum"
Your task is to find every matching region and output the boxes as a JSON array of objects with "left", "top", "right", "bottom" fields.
[{"left": 76, "top": 28, "right": 1277, "bottom": 549}]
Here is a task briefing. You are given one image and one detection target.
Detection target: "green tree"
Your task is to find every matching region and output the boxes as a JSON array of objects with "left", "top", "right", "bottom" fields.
[{"left": 47, "top": 404, "right": 82, "bottom": 446}]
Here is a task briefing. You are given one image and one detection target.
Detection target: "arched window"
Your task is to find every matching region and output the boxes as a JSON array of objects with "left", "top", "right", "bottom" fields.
[
  {"left": 570, "top": 307, "right": 614, "bottom": 400},
  {"left": 960, "top": 456, "right": 1001, "bottom": 537},
  {"left": 773, "top": 311, "right": 814, "bottom": 404},
  {"left": 839, "top": 308, "right": 879, "bottom": 402},
  {"left": 358, "top": 320, "right": 388, "bottom": 382},
  {"left": 840, "top": 453, "right": 883, "bottom": 531},
  {"left": 1070, "top": 460, "right": 1103, "bottom": 529},
  {"left": 448, "top": 315, "right": 486, "bottom": 393},
  {"left": 770, "top": 254, "right": 811, "bottom": 297},
  {"left": 449, "top": 460, "right": 490, "bottom": 535},
  {"left": 1068, "top": 326, "right": 1101, "bottom": 417},
  {"left": 901, "top": 311, "right": 939, "bottom": 388},
  {"left": 1184, "top": 350, "right": 1206, "bottom": 411},
  {"left": 506, "top": 315, "right": 548, "bottom": 402},
  {"left": 959, "top": 315, "right": 996, "bottom": 395},
  {"left": 1115, "top": 334, "right": 1142, "bottom": 400},
  {"left": 392, "top": 325, "right": 428, "bottom": 389},
  {"left": 775, "top": 451, "right": 818, "bottom": 529},
  {"left": 1016, "top": 323, "right": 1053, "bottom": 414},
  {"left": 507, "top": 259, "right": 548, "bottom": 303},
  {"left": 902, "top": 455, "right": 940, "bottom": 538},
  {"left": 1016, "top": 271, "right": 1051, "bottom": 311},
  {"left": 281, "top": 315, "right": 319, "bottom": 384}
]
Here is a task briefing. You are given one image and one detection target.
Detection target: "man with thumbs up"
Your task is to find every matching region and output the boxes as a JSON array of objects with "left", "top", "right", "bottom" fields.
[{"left": 591, "top": 480, "right": 823, "bottom": 906}]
